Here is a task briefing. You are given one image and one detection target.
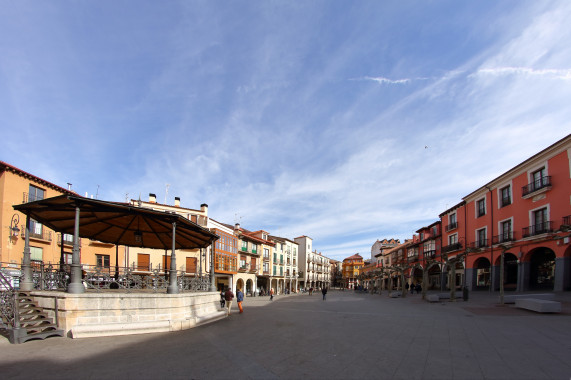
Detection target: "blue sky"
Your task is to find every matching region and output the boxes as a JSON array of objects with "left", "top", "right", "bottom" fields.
[{"left": 1, "top": 1, "right": 570, "bottom": 261}]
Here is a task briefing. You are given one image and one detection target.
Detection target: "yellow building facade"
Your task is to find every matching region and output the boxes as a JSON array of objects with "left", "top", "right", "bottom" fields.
[{"left": 1, "top": 161, "right": 121, "bottom": 270}]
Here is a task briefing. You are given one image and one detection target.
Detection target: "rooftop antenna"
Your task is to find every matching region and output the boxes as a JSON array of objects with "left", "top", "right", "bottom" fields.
[
  {"left": 125, "top": 192, "right": 129, "bottom": 203},
  {"left": 165, "top": 184, "right": 170, "bottom": 204},
  {"left": 95, "top": 185, "right": 100, "bottom": 199}
]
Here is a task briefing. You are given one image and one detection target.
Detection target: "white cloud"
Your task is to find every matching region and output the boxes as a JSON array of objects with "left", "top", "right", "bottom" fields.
[{"left": 473, "top": 67, "right": 571, "bottom": 80}]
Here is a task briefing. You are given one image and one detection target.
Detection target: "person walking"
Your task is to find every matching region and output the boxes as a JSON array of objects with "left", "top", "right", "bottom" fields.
[
  {"left": 220, "top": 289, "right": 226, "bottom": 308},
  {"left": 269, "top": 288, "right": 274, "bottom": 301},
  {"left": 224, "top": 287, "right": 234, "bottom": 316},
  {"left": 236, "top": 288, "right": 244, "bottom": 314},
  {"left": 321, "top": 287, "right": 327, "bottom": 301}
]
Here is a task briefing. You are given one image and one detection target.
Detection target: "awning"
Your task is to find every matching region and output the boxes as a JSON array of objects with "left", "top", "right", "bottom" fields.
[{"left": 13, "top": 195, "right": 218, "bottom": 250}]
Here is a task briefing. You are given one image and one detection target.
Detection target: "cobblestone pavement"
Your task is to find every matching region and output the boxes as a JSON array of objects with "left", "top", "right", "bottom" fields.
[{"left": 1, "top": 290, "right": 570, "bottom": 379}]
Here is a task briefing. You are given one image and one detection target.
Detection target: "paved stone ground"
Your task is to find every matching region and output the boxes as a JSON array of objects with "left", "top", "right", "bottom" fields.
[{"left": 1, "top": 290, "right": 571, "bottom": 379}]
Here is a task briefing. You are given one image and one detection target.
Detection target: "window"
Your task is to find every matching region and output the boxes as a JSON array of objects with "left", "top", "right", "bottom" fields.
[
  {"left": 533, "top": 207, "right": 549, "bottom": 234},
  {"left": 96, "top": 254, "right": 110, "bottom": 268},
  {"left": 186, "top": 257, "right": 197, "bottom": 273},
  {"left": 241, "top": 240, "right": 248, "bottom": 250},
  {"left": 28, "top": 185, "right": 45, "bottom": 202},
  {"left": 138, "top": 253, "right": 150, "bottom": 271},
  {"left": 477, "top": 198, "right": 486, "bottom": 217},
  {"left": 263, "top": 262, "right": 269, "bottom": 272},
  {"left": 30, "top": 246, "right": 43, "bottom": 262},
  {"left": 264, "top": 248, "right": 269, "bottom": 258},
  {"left": 532, "top": 167, "right": 546, "bottom": 190},
  {"left": 239, "top": 256, "right": 247, "bottom": 269},
  {"left": 477, "top": 228, "right": 487, "bottom": 248},
  {"left": 447, "top": 213, "right": 457, "bottom": 231},
  {"left": 29, "top": 219, "right": 43, "bottom": 237},
  {"left": 449, "top": 234, "right": 458, "bottom": 245},
  {"left": 251, "top": 244, "right": 257, "bottom": 253},
  {"left": 500, "top": 186, "right": 511, "bottom": 207},
  {"left": 500, "top": 220, "right": 512, "bottom": 242}
]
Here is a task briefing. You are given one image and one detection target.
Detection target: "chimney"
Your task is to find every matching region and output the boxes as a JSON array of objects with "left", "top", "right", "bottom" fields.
[
  {"left": 149, "top": 193, "right": 156, "bottom": 203},
  {"left": 174, "top": 197, "right": 180, "bottom": 207},
  {"left": 67, "top": 183, "right": 72, "bottom": 191},
  {"left": 200, "top": 203, "right": 208, "bottom": 215},
  {"left": 235, "top": 223, "right": 240, "bottom": 230}
]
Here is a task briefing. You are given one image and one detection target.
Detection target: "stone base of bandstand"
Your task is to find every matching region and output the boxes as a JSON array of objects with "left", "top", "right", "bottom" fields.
[{"left": 29, "top": 290, "right": 226, "bottom": 339}]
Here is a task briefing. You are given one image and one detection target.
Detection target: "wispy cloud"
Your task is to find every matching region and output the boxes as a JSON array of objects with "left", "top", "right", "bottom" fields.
[
  {"left": 472, "top": 67, "right": 571, "bottom": 80},
  {"left": 358, "top": 76, "right": 411, "bottom": 85}
]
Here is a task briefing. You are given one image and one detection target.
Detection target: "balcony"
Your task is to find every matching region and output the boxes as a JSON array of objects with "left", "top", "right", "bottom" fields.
[
  {"left": 263, "top": 255, "right": 270, "bottom": 262},
  {"left": 492, "top": 232, "right": 516, "bottom": 244},
  {"left": 445, "top": 222, "right": 458, "bottom": 232},
  {"left": 23, "top": 229, "right": 52, "bottom": 242},
  {"left": 562, "top": 215, "right": 571, "bottom": 229},
  {"left": 522, "top": 176, "right": 551, "bottom": 197},
  {"left": 423, "top": 249, "right": 436, "bottom": 258},
  {"left": 522, "top": 221, "right": 553, "bottom": 238},
  {"left": 249, "top": 265, "right": 258, "bottom": 274},
  {"left": 238, "top": 265, "right": 248, "bottom": 272},
  {"left": 22, "top": 192, "right": 44, "bottom": 203},
  {"left": 441, "top": 242, "right": 462, "bottom": 254},
  {"left": 407, "top": 254, "right": 419, "bottom": 263},
  {"left": 468, "top": 239, "right": 489, "bottom": 249},
  {"left": 58, "top": 234, "right": 79, "bottom": 246}
]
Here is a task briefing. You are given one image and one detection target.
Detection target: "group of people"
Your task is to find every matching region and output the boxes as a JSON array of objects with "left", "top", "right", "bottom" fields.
[
  {"left": 405, "top": 282, "right": 422, "bottom": 294},
  {"left": 220, "top": 287, "right": 244, "bottom": 316},
  {"left": 219, "top": 285, "right": 329, "bottom": 315}
]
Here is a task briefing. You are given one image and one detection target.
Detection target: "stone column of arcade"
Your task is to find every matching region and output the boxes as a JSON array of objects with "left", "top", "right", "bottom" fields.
[
  {"left": 167, "top": 222, "right": 179, "bottom": 294},
  {"left": 67, "top": 206, "right": 85, "bottom": 294}
]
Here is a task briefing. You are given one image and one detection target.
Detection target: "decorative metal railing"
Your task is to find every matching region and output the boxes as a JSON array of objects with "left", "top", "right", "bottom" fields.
[
  {"left": 441, "top": 242, "right": 462, "bottom": 254},
  {"left": 492, "top": 232, "right": 516, "bottom": 244},
  {"left": 522, "top": 221, "right": 553, "bottom": 238},
  {"left": 0, "top": 271, "right": 17, "bottom": 329},
  {"left": 522, "top": 176, "right": 551, "bottom": 197},
  {"left": 0, "top": 262, "right": 212, "bottom": 294}
]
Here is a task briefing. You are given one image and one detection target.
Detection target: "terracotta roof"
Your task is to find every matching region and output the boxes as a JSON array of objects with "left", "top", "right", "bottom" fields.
[
  {"left": 1, "top": 160, "right": 76, "bottom": 196},
  {"left": 343, "top": 253, "right": 363, "bottom": 261}
]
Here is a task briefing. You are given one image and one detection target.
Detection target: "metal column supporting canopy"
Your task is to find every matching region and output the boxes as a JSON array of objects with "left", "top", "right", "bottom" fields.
[{"left": 13, "top": 195, "right": 219, "bottom": 293}]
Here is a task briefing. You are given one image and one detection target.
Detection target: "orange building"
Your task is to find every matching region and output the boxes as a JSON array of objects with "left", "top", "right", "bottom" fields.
[
  {"left": 1, "top": 161, "right": 122, "bottom": 272},
  {"left": 342, "top": 253, "right": 364, "bottom": 289}
]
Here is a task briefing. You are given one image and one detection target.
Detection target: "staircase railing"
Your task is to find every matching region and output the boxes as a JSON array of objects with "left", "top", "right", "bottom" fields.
[{"left": 0, "top": 271, "right": 17, "bottom": 329}]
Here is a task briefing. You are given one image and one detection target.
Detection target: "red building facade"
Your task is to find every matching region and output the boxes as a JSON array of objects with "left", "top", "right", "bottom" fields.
[{"left": 440, "top": 134, "right": 571, "bottom": 292}]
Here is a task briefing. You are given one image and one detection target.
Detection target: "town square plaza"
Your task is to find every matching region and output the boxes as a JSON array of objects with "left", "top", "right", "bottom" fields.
[{"left": 1, "top": 289, "right": 570, "bottom": 379}]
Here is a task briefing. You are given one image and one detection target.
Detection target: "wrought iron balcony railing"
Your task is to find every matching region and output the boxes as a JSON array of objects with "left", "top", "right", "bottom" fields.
[
  {"left": 468, "top": 239, "right": 489, "bottom": 249},
  {"left": 441, "top": 242, "right": 462, "bottom": 254},
  {"left": 522, "top": 221, "right": 553, "bottom": 238},
  {"left": 492, "top": 232, "right": 515, "bottom": 244},
  {"left": 445, "top": 222, "right": 457, "bottom": 232},
  {"left": 23, "top": 228, "right": 52, "bottom": 242},
  {"left": 522, "top": 176, "right": 551, "bottom": 197}
]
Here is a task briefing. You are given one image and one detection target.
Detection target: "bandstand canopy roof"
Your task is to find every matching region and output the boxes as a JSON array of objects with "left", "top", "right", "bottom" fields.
[{"left": 13, "top": 195, "right": 218, "bottom": 250}]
